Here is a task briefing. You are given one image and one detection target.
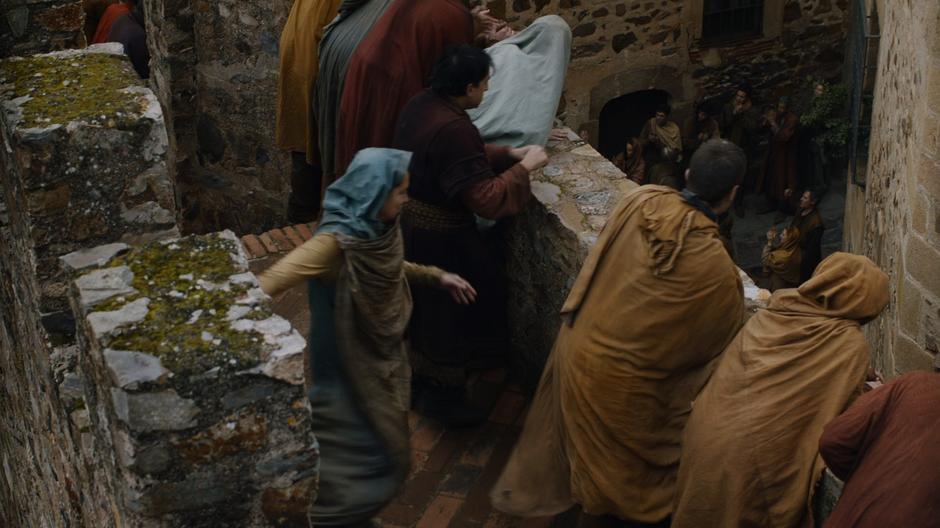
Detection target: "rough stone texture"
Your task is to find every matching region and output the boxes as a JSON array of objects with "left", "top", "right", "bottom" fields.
[
  {"left": 813, "top": 468, "right": 845, "bottom": 523},
  {"left": 486, "top": 0, "right": 850, "bottom": 144},
  {"left": 145, "top": 0, "right": 294, "bottom": 234},
  {"left": 0, "top": 91, "right": 119, "bottom": 528},
  {"left": 0, "top": 0, "right": 84, "bottom": 57},
  {"left": 842, "top": 0, "right": 940, "bottom": 376},
  {"left": 0, "top": 44, "right": 178, "bottom": 342},
  {"left": 70, "top": 231, "right": 316, "bottom": 527},
  {"left": 503, "top": 130, "right": 769, "bottom": 390}
]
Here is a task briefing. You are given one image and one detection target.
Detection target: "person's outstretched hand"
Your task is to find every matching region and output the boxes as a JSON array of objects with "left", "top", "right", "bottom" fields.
[
  {"left": 440, "top": 273, "right": 477, "bottom": 305},
  {"left": 510, "top": 145, "right": 548, "bottom": 171},
  {"left": 548, "top": 128, "right": 569, "bottom": 142}
]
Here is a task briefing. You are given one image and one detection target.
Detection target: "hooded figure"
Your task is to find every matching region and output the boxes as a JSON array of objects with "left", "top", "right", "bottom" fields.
[
  {"left": 491, "top": 182, "right": 745, "bottom": 524},
  {"left": 259, "top": 148, "right": 476, "bottom": 525},
  {"left": 672, "top": 252, "right": 890, "bottom": 528},
  {"left": 467, "top": 15, "right": 572, "bottom": 147}
]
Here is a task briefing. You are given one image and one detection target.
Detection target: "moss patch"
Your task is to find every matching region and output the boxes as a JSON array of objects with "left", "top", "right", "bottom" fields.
[
  {"left": 99, "top": 235, "right": 275, "bottom": 376},
  {"left": 0, "top": 53, "right": 145, "bottom": 129}
]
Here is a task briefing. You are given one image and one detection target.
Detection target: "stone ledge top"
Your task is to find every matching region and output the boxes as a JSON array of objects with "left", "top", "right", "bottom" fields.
[
  {"left": 537, "top": 129, "right": 640, "bottom": 251},
  {"left": 536, "top": 130, "right": 769, "bottom": 310},
  {"left": 70, "top": 230, "right": 306, "bottom": 387},
  {"left": 0, "top": 43, "right": 152, "bottom": 132}
]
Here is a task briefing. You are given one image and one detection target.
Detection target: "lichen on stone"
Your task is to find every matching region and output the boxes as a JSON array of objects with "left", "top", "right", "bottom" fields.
[
  {"left": 0, "top": 53, "right": 145, "bottom": 129},
  {"left": 97, "top": 235, "right": 275, "bottom": 376}
]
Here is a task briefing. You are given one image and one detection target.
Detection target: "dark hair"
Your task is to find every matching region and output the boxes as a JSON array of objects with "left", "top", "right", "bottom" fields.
[
  {"left": 429, "top": 45, "right": 492, "bottom": 97},
  {"left": 737, "top": 83, "right": 754, "bottom": 99},
  {"left": 687, "top": 139, "right": 745, "bottom": 204},
  {"left": 656, "top": 104, "right": 672, "bottom": 116},
  {"left": 803, "top": 189, "right": 820, "bottom": 204}
]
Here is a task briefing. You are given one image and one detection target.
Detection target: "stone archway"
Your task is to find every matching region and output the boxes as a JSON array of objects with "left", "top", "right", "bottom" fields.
[
  {"left": 577, "top": 65, "right": 690, "bottom": 151},
  {"left": 598, "top": 89, "right": 671, "bottom": 159}
]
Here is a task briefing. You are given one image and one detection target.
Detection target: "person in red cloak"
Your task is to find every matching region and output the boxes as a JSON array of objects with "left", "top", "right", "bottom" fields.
[{"left": 333, "top": 0, "right": 497, "bottom": 178}]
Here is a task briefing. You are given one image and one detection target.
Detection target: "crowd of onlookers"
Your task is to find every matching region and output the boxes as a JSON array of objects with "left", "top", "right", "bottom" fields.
[{"left": 608, "top": 82, "right": 836, "bottom": 291}]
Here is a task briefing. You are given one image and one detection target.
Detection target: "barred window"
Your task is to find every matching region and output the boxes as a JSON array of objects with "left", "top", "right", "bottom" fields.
[
  {"left": 702, "top": 0, "right": 765, "bottom": 42},
  {"left": 848, "top": 0, "right": 880, "bottom": 187}
]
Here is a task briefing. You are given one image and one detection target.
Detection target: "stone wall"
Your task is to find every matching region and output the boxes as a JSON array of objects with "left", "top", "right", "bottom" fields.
[
  {"left": 1, "top": 0, "right": 84, "bottom": 57},
  {"left": 487, "top": 0, "right": 848, "bottom": 146},
  {"left": 0, "top": 87, "right": 119, "bottom": 528},
  {"left": 503, "top": 131, "right": 769, "bottom": 390},
  {"left": 67, "top": 231, "right": 316, "bottom": 527},
  {"left": 145, "top": 0, "right": 294, "bottom": 234},
  {"left": 0, "top": 44, "right": 177, "bottom": 341},
  {"left": 842, "top": 0, "right": 940, "bottom": 375}
]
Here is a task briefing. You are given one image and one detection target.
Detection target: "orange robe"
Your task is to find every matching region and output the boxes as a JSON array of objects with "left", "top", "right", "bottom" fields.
[
  {"left": 492, "top": 186, "right": 745, "bottom": 523},
  {"left": 275, "top": 0, "right": 343, "bottom": 161},
  {"left": 91, "top": 2, "right": 129, "bottom": 44},
  {"left": 672, "top": 253, "right": 889, "bottom": 528}
]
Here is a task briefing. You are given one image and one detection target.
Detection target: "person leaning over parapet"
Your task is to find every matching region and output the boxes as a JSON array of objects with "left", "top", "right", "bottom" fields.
[
  {"left": 672, "top": 252, "right": 890, "bottom": 528},
  {"left": 491, "top": 139, "right": 746, "bottom": 527},
  {"left": 394, "top": 45, "right": 548, "bottom": 427},
  {"left": 818, "top": 367, "right": 940, "bottom": 528}
]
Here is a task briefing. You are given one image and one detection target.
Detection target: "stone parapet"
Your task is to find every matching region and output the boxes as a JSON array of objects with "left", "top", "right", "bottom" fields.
[
  {"left": 0, "top": 43, "right": 178, "bottom": 340},
  {"left": 504, "top": 131, "right": 769, "bottom": 390},
  {"left": 67, "top": 231, "right": 316, "bottom": 527},
  {"left": 0, "top": 136, "right": 118, "bottom": 528}
]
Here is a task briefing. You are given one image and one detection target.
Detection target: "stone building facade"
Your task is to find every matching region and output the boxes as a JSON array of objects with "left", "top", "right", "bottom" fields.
[
  {"left": 486, "top": 0, "right": 849, "bottom": 156},
  {"left": 842, "top": 0, "right": 940, "bottom": 376}
]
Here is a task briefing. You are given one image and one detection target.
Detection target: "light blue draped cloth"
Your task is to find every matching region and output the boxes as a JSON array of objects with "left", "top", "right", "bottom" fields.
[
  {"left": 468, "top": 15, "right": 572, "bottom": 148},
  {"left": 317, "top": 147, "right": 411, "bottom": 239}
]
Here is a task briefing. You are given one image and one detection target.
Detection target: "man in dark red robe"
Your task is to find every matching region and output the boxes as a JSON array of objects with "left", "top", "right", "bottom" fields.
[
  {"left": 758, "top": 96, "right": 800, "bottom": 218},
  {"left": 819, "top": 369, "right": 940, "bottom": 527},
  {"left": 394, "top": 45, "right": 548, "bottom": 426},
  {"left": 334, "top": 0, "right": 478, "bottom": 177}
]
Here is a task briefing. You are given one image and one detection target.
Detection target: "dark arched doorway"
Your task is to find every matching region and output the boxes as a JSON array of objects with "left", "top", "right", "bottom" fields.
[{"left": 598, "top": 89, "right": 671, "bottom": 159}]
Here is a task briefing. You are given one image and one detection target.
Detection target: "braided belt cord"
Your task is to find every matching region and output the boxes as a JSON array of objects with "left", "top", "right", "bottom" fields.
[{"left": 402, "top": 199, "right": 475, "bottom": 231}]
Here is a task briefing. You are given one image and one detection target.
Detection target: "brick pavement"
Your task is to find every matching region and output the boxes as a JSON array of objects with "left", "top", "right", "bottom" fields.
[
  {"left": 240, "top": 230, "right": 571, "bottom": 527},
  {"left": 377, "top": 370, "right": 562, "bottom": 528}
]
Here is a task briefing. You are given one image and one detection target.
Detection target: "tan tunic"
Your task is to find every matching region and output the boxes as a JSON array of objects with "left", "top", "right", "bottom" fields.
[{"left": 259, "top": 232, "right": 443, "bottom": 295}]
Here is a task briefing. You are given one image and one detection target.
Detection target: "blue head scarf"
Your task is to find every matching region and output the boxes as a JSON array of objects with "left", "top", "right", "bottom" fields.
[{"left": 316, "top": 148, "right": 412, "bottom": 239}]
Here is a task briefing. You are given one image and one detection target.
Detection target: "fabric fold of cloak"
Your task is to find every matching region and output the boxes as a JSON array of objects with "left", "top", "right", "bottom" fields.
[
  {"left": 491, "top": 186, "right": 745, "bottom": 522},
  {"left": 672, "top": 252, "right": 889, "bottom": 528},
  {"left": 315, "top": 0, "right": 393, "bottom": 184},
  {"left": 468, "top": 15, "right": 572, "bottom": 147},
  {"left": 334, "top": 0, "right": 474, "bottom": 176},
  {"left": 275, "top": 0, "right": 342, "bottom": 161}
]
